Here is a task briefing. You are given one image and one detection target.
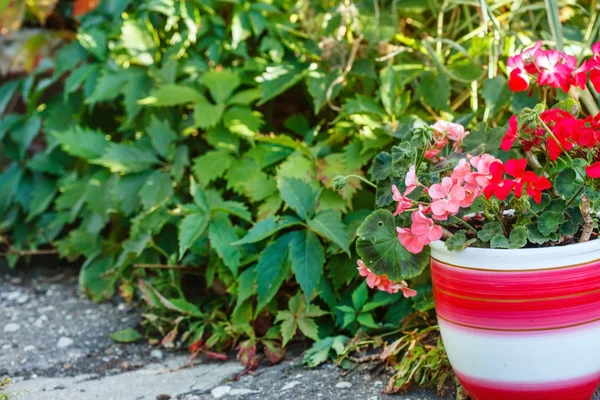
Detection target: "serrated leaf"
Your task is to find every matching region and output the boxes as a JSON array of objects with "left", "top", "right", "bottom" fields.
[
  {"left": 92, "top": 142, "right": 159, "bottom": 173},
  {"left": 121, "top": 19, "right": 155, "bottom": 66},
  {"left": 86, "top": 70, "right": 128, "bottom": 104},
  {"left": 211, "top": 200, "right": 252, "bottom": 222},
  {"left": 52, "top": 126, "right": 108, "bottom": 160},
  {"left": 192, "top": 150, "right": 234, "bottom": 187},
  {"left": 79, "top": 255, "right": 115, "bottom": 302},
  {"left": 307, "top": 210, "right": 350, "bottom": 255},
  {"left": 27, "top": 175, "right": 56, "bottom": 221},
  {"left": 256, "top": 231, "right": 298, "bottom": 312},
  {"left": 356, "top": 209, "right": 429, "bottom": 280},
  {"left": 203, "top": 70, "right": 241, "bottom": 104},
  {"left": 139, "top": 171, "right": 173, "bottom": 209},
  {"left": 234, "top": 215, "right": 302, "bottom": 245},
  {"left": 289, "top": 230, "right": 325, "bottom": 300},
  {"left": 228, "top": 88, "right": 262, "bottom": 105},
  {"left": 277, "top": 176, "right": 317, "bottom": 221},
  {"left": 110, "top": 328, "right": 143, "bottom": 343},
  {"left": 209, "top": 214, "right": 241, "bottom": 276},
  {"left": 193, "top": 101, "right": 225, "bottom": 129},
  {"left": 138, "top": 84, "right": 206, "bottom": 106},
  {"left": 147, "top": 116, "right": 177, "bottom": 159},
  {"left": 257, "top": 63, "right": 309, "bottom": 106},
  {"left": 357, "top": 313, "right": 379, "bottom": 329},
  {"left": 178, "top": 212, "right": 209, "bottom": 259}
]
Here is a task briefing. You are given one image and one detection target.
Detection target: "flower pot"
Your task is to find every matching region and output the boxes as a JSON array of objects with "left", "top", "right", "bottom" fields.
[{"left": 430, "top": 240, "right": 600, "bottom": 400}]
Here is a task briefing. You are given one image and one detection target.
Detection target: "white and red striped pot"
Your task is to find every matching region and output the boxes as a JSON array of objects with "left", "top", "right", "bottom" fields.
[{"left": 430, "top": 240, "right": 600, "bottom": 400}]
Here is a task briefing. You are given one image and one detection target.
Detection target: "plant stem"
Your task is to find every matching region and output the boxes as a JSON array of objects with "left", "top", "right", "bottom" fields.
[
  {"left": 344, "top": 175, "right": 377, "bottom": 189},
  {"left": 565, "top": 184, "right": 586, "bottom": 208},
  {"left": 448, "top": 214, "right": 478, "bottom": 234}
]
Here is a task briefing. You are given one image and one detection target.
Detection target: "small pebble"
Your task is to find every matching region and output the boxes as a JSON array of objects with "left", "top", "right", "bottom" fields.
[
  {"left": 57, "top": 337, "right": 74, "bottom": 348},
  {"left": 211, "top": 385, "right": 231, "bottom": 398},
  {"left": 281, "top": 381, "right": 301, "bottom": 391},
  {"left": 335, "top": 381, "right": 352, "bottom": 389},
  {"left": 23, "top": 345, "right": 35, "bottom": 352},
  {"left": 4, "top": 323, "right": 20, "bottom": 333},
  {"left": 150, "top": 349, "right": 164, "bottom": 360}
]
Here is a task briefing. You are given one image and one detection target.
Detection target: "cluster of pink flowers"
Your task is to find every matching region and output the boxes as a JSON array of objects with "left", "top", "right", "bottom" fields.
[
  {"left": 424, "top": 120, "right": 470, "bottom": 160},
  {"left": 356, "top": 260, "right": 417, "bottom": 298},
  {"left": 507, "top": 41, "right": 600, "bottom": 93}
]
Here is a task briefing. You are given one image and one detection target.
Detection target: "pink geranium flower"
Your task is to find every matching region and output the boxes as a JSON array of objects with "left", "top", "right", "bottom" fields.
[
  {"left": 428, "top": 177, "right": 466, "bottom": 219},
  {"left": 392, "top": 185, "right": 412, "bottom": 216},
  {"left": 410, "top": 208, "right": 443, "bottom": 245},
  {"left": 535, "top": 50, "right": 573, "bottom": 91},
  {"left": 506, "top": 55, "right": 530, "bottom": 92},
  {"left": 405, "top": 165, "right": 418, "bottom": 195},
  {"left": 451, "top": 159, "right": 471, "bottom": 184},
  {"left": 431, "top": 120, "right": 470, "bottom": 142},
  {"left": 396, "top": 227, "right": 425, "bottom": 254},
  {"left": 357, "top": 260, "right": 417, "bottom": 297}
]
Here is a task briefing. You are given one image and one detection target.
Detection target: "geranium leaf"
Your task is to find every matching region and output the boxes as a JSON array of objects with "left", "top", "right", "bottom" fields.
[
  {"left": 555, "top": 168, "right": 579, "bottom": 198},
  {"left": 538, "top": 211, "right": 565, "bottom": 236},
  {"left": 477, "top": 222, "right": 504, "bottom": 242},
  {"left": 356, "top": 209, "right": 429, "bottom": 280}
]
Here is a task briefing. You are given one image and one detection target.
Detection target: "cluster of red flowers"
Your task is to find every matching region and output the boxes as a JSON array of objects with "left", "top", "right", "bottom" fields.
[
  {"left": 507, "top": 41, "right": 600, "bottom": 93},
  {"left": 501, "top": 108, "right": 600, "bottom": 178}
]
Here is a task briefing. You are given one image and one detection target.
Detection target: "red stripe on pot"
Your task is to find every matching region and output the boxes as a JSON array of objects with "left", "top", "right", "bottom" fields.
[{"left": 454, "top": 370, "right": 600, "bottom": 400}]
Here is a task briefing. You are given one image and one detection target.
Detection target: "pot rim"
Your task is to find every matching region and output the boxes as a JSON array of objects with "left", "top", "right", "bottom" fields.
[{"left": 429, "top": 238, "right": 600, "bottom": 270}]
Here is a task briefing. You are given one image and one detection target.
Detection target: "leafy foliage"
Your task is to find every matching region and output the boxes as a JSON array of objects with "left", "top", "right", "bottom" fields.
[{"left": 1, "top": 1, "right": 597, "bottom": 394}]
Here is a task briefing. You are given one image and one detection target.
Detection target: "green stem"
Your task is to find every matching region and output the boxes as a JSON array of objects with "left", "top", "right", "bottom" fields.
[
  {"left": 448, "top": 214, "right": 478, "bottom": 234},
  {"left": 150, "top": 241, "right": 170, "bottom": 260},
  {"left": 344, "top": 175, "right": 377, "bottom": 189},
  {"left": 526, "top": 204, "right": 540, "bottom": 218},
  {"left": 565, "top": 184, "right": 586, "bottom": 208}
]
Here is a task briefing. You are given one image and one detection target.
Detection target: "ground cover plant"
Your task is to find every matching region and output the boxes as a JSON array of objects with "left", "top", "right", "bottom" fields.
[{"left": 1, "top": 0, "right": 599, "bottom": 394}]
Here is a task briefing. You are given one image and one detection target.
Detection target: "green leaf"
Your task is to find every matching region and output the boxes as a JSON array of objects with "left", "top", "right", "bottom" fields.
[
  {"left": 234, "top": 215, "right": 302, "bottom": 245},
  {"left": 147, "top": 116, "right": 177, "bottom": 159},
  {"left": 0, "top": 80, "right": 20, "bottom": 116},
  {"left": 257, "top": 64, "right": 309, "bottom": 105},
  {"left": 77, "top": 27, "right": 107, "bottom": 60},
  {"left": 357, "top": 313, "right": 379, "bottom": 329},
  {"left": 178, "top": 212, "right": 209, "bottom": 259},
  {"left": 555, "top": 168, "right": 579, "bottom": 198},
  {"left": 235, "top": 266, "right": 257, "bottom": 311},
  {"left": 303, "top": 336, "right": 349, "bottom": 368},
  {"left": 192, "top": 149, "right": 234, "bottom": 186},
  {"left": 356, "top": 209, "right": 429, "bottom": 280},
  {"left": 307, "top": 210, "right": 350, "bottom": 255},
  {"left": 79, "top": 255, "right": 115, "bottom": 302},
  {"left": 93, "top": 142, "right": 160, "bottom": 174},
  {"left": 289, "top": 230, "right": 326, "bottom": 300},
  {"left": 277, "top": 176, "right": 317, "bottom": 221},
  {"left": 121, "top": 19, "right": 155, "bottom": 65},
  {"left": 138, "top": 84, "right": 206, "bottom": 106},
  {"left": 228, "top": 88, "right": 262, "bottom": 105},
  {"left": 27, "top": 175, "right": 56, "bottom": 221},
  {"left": 209, "top": 214, "right": 241, "bottom": 276},
  {"left": 0, "top": 164, "right": 23, "bottom": 215},
  {"left": 203, "top": 70, "right": 241, "bottom": 104},
  {"left": 52, "top": 126, "right": 108, "bottom": 160},
  {"left": 10, "top": 116, "right": 41, "bottom": 159},
  {"left": 380, "top": 65, "right": 396, "bottom": 116},
  {"left": 351, "top": 283, "right": 369, "bottom": 310},
  {"left": 139, "top": 171, "right": 173, "bottom": 209},
  {"left": 211, "top": 200, "right": 252, "bottom": 222},
  {"left": 445, "top": 231, "right": 470, "bottom": 251},
  {"left": 189, "top": 177, "right": 209, "bottom": 212},
  {"left": 65, "top": 64, "right": 99, "bottom": 94},
  {"left": 462, "top": 122, "right": 506, "bottom": 153},
  {"left": 483, "top": 76, "right": 512, "bottom": 114},
  {"left": 371, "top": 151, "right": 392, "bottom": 181},
  {"left": 193, "top": 101, "right": 225, "bottom": 129},
  {"left": 86, "top": 71, "right": 129, "bottom": 104},
  {"left": 538, "top": 211, "right": 565, "bottom": 236},
  {"left": 477, "top": 222, "right": 504, "bottom": 243},
  {"left": 306, "top": 70, "right": 341, "bottom": 113},
  {"left": 110, "top": 328, "right": 143, "bottom": 343},
  {"left": 491, "top": 227, "right": 528, "bottom": 249},
  {"left": 418, "top": 71, "right": 450, "bottom": 111},
  {"left": 256, "top": 231, "right": 298, "bottom": 312}
]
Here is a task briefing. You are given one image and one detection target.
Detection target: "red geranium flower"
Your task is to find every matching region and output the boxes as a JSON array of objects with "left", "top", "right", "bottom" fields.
[
  {"left": 586, "top": 162, "right": 600, "bottom": 178},
  {"left": 501, "top": 115, "right": 518, "bottom": 151},
  {"left": 483, "top": 162, "right": 515, "bottom": 201},
  {"left": 524, "top": 173, "right": 552, "bottom": 203}
]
